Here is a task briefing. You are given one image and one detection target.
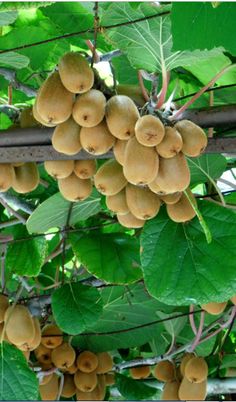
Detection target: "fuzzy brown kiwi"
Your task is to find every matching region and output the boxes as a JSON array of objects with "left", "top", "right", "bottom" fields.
[
  {"left": 180, "top": 353, "right": 195, "bottom": 377},
  {"left": 0, "top": 164, "right": 15, "bottom": 192},
  {"left": 80, "top": 120, "right": 115, "bottom": 155},
  {"left": 185, "top": 356, "right": 208, "bottom": 383},
  {"left": 105, "top": 372, "right": 115, "bottom": 385},
  {"left": 201, "top": 301, "right": 227, "bottom": 315},
  {"left": 18, "top": 317, "right": 41, "bottom": 351},
  {"left": 154, "top": 153, "right": 190, "bottom": 193},
  {"left": 113, "top": 139, "right": 128, "bottom": 166},
  {"left": 94, "top": 159, "right": 127, "bottom": 196},
  {"left": 41, "top": 324, "right": 63, "bottom": 349},
  {"left": 74, "top": 370, "right": 98, "bottom": 392},
  {"left": 20, "top": 107, "right": 39, "bottom": 128},
  {"left": 39, "top": 373, "right": 59, "bottom": 401},
  {"left": 123, "top": 136, "right": 159, "bottom": 185},
  {"left": 130, "top": 365, "right": 151, "bottom": 379},
  {"left": 32, "top": 100, "right": 56, "bottom": 127},
  {"left": 126, "top": 183, "right": 161, "bottom": 220},
  {"left": 40, "top": 372, "right": 53, "bottom": 386},
  {"left": 160, "top": 192, "right": 182, "bottom": 205},
  {"left": 66, "top": 362, "right": 77, "bottom": 374},
  {"left": 52, "top": 117, "right": 82, "bottom": 155},
  {"left": 96, "top": 352, "right": 113, "bottom": 374},
  {"left": 73, "top": 89, "right": 106, "bottom": 128},
  {"left": 4, "top": 305, "right": 35, "bottom": 346},
  {"left": 0, "top": 295, "right": 9, "bottom": 323},
  {"left": 105, "top": 95, "right": 139, "bottom": 140},
  {"left": 175, "top": 120, "right": 207, "bottom": 157},
  {"left": 135, "top": 115, "right": 165, "bottom": 147},
  {"left": 74, "top": 159, "right": 97, "bottom": 179},
  {"left": 153, "top": 360, "right": 175, "bottom": 382},
  {"left": 148, "top": 177, "right": 167, "bottom": 195},
  {"left": 117, "top": 84, "right": 146, "bottom": 107},
  {"left": 161, "top": 380, "right": 180, "bottom": 400},
  {"left": 58, "top": 173, "right": 92, "bottom": 202},
  {"left": 36, "top": 71, "right": 74, "bottom": 125},
  {"left": 58, "top": 52, "right": 94, "bottom": 94},
  {"left": 34, "top": 344, "right": 52, "bottom": 364},
  {"left": 156, "top": 126, "right": 183, "bottom": 158},
  {"left": 12, "top": 163, "right": 39, "bottom": 193},
  {"left": 77, "top": 350, "right": 98, "bottom": 373},
  {"left": 178, "top": 376, "right": 207, "bottom": 400},
  {"left": 106, "top": 188, "right": 129, "bottom": 215},
  {"left": 0, "top": 322, "right": 10, "bottom": 343},
  {"left": 51, "top": 342, "right": 76, "bottom": 369},
  {"left": 61, "top": 374, "right": 76, "bottom": 398},
  {"left": 166, "top": 189, "right": 196, "bottom": 223},
  {"left": 117, "top": 211, "right": 145, "bottom": 229},
  {"left": 44, "top": 160, "right": 74, "bottom": 179}
]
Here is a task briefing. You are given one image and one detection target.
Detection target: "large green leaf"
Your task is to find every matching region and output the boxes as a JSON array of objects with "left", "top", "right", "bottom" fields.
[
  {"left": 5, "top": 226, "right": 47, "bottom": 277},
  {"left": 102, "top": 2, "right": 223, "bottom": 73},
  {"left": 0, "top": 52, "right": 29, "bottom": 69},
  {"left": 52, "top": 283, "right": 103, "bottom": 335},
  {"left": 171, "top": 2, "right": 236, "bottom": 56},
  {"left": 0, "top": 342, "right": 38, "bottom": 400},
  {"left": 27, "top": 190, "right": 101, "bottom": 233},
  {"left": 72, "top": 283, "right": 181, "bottom": 352},
  {"left": 0, "top": 2, "right": 54, "bottom": 10},
  {"left": 188, "top": 154, "right": 227, "bottom": 185},
  {"left": 70, "top": 232, "right": 142, "bottom": 284},
  {"left": 141, "top": 201, "right": 236, "bottom": 306},
  {"left": 0, "top": 11, "right": 17, "bottom": 26},
  {"left": 116, "top": 374, "right": 157, "bottom": 400}
]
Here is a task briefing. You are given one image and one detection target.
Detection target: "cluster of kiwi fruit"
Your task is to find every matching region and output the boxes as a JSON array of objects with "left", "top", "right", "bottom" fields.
[
  {"left": 30, "top": 51, "right": 208, "bottom": 228},
  {"left": 0, "top": 294, "right": 114, "bottom": 401},
  {"left": 201, "top": 294, "right": 236, "bottom": 315},
  {"left": 0, "top": 162, "right": 39, "bottom": 194}
]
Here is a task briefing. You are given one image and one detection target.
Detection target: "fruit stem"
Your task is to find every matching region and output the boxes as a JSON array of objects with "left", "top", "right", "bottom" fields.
[
  {"left": 57, "top": 371, "right": 64, "bottom": 400},
  {"left": 156, "top": 70, "right": 170, "bottom": 109},
  {"left": 189, "top": 310, "right": 205, "bottom": 352},
  {"left": 171, "top": 63, "right": 235, "bottom": 120},
  {"left": 183, "top": 190, "right": 212, "bottom": 244},
  {"left": 189, "top": 304, "right": 198, "bottom": 336},
  {"left": 138, "top": 70, "right": 150, "bottom": 102}
]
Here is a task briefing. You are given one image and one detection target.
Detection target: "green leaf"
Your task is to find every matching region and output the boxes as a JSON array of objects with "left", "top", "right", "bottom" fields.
[
  {"left": 5, "top": 226, "right": 47, "bottom": 277},
  {"left": 0, "top": 342, "right": 38, "bottom": 400},
  {"left": 52, "top": 283, "right": 103, "bottom": 335},
  {"left": 70, "top": 232, "right": 142, "bottom": 285},
  {"left": 102, "top": 2, "right": 223, "bottom": 73},
  {"left": 0, "top": 2, "right": 54, "bottom": 10},
  {"left": 0, "top": 11, "right": 17, "bottom": 26},
  {"left": 188, "top": 154, "right": 227, "bottom": 185},
  {"left": 171, "top": 2, "right": 236, "bottom": 55},
  {"left": 116, "top": 373, "right": 157, "bottom": 400},
  {"left": 0, "top": 52, "right": 29, "bottom": 69},
  {"left": 141, "top": 201, "right": 236, "bottom": 306},
  {"left": 27, "top": 190, "right": 101, "bottom": 233}
]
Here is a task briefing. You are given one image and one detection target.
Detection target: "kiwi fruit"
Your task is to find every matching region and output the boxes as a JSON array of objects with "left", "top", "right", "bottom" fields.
[
  {"left": 180, "top": 353, "right": 195, "bottom": 377},
  {"left": 135, "top": 115, "right": 165, "bottom": 147},
  {"left": 32, "top": 100, "right": 56, "bottom": 127},
  {"left": 77, "top": 350, "right": 98, "bottom": 373},
  {"left": 106, "top": 188, "right": 129, "bottom": 215},
  {"left": 94, "top": 159, "right": 127, "bottom": 196},
  {"left": 160, "top": 192, "right": 182, "bottom": 205},
  {"left": 52, "top": 117, "right": 82, "bottom": 155},
  {"left": 34, "top": 344, "right": 52, "bottom": 364},
  {"left": 20, "top": 107, "right": 38, "bottom": 128},
  {"left": 123, "top": 136, "right": 159, "bottom": 185},
  {"left": 76, "top": 382, "right": 105, "bottom": 402},
  {"left": 117, "top": 211, "right": 145, "bottom": 229},
  {"left": 105, "top": 95, "right": 139, "bottom": 140},
  {"left": 66, "top": 362, "right": 78, "bottom": 374},
  {"left": 0, "top": 295, "right": 9, "bottom": 323},
  {"left": 166, "top": 189, "right": 196, "bottom": 223},
  {"left": 12, "top": 162, "right": 39, "bottom": 193},
  {"left": 0, "top": 163, "right": 15, "bottom": 192},
  {"left": 126, "top": 184, "right": 161, "bottom": 220},
  {"left": 51, "top": 342, "right": 76, "bottom": 369},
  {"left": 113, "top": 139, "right": 127, "bottom": 166},
  {"left": 61, "top": 374, "right": 76, "bottom": 398},
  {"left": 44, "top": 160, "right": 74, "bottom": 179},
  {"left": 105, "top": 372, "right": 115, "bottom": 385},
  {"left": 74, "top": 159, "right": 97, "bottom": 179},
  {"left": 230, "top": 295, "right": 236, "bottom": 305},
  {"left": 178, "top": 376, "right": 207, "bottom": 400},
  {"left": 73, "top": 89, "right": 106, "bottom": 128},
  {"left": 201, "top": 301, "right": 227, "bottom": 315},
  {"left": 4, "top": 305, "right": 35, "bottom": 346},
  {"left": 58, "top": 52, "right": 94, "bottom": 94},
  {"left": 41, "top": 324, "right": 63, "bottom": 349},
  {"left": 148, "top": 178, "right": 167, "bottom": 195},
  {"left": 117, "top": 84, "right": 146, "bottom": 107},
  {"left": 185, "top": 356, "right": 208, "bottom": 383},
  {"left": 153, "top": 360, "right": 175, "bottom": 382},
  {"left": 74, "top": 370, "right": 98, "bottom": 392},
  {"left": 39, "top": 373, "right": 59, "bottom": 401},
  {"left": 40, "top": 372, "right": 53, "bottom": 386},
  {"left": 155, "top": 153, "right": 190, "bottom": 193},
  {"left": 58, "top": 173, "right": 92, "bottom": 202},
  {"left": 161, "top": 380, "right": 180, "bottom": 400},
  {"left": 130, "top": 365, "right": 150, "bottom": 379},
  {"left": 36, "top": 71, "right": 74, "bottom": 125},
  {"left": 156, "top": 126, "right": 183, "bottom": 158},
  {"left": 80, "top": 120, "right": 115, "bottom": 155},
  {"left": 12, "top": 162, "right": 24, "bottom": 167},
  {"left": 0, "top": 322, "right": 10, "bottom": 343},
  {"left": 175, "top": 120, "right": 207, "bottom": 157},
  {"left": 18, "top": 317, "right": 41, "bottom": 351},
  {"left": 96, "top": 352, "right": 113, "bottom": 374},
  {"left": 21, "top": 349, "right": 30, "bottom": 361}
]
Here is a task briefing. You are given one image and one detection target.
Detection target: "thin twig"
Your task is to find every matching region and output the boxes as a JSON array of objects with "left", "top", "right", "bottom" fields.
[
  {"left": 189, "top": 310, "right": 205, "bottom": 352},
  {"left": 91, "top": 2, "right": 99, "bottom": 68},
  {"left": 173, "top": 83, "right": 236, "bottom": 103},
  {"left": 0, "top": 195, "right": 27, "bottom": 224},
  {"left": 138, "top": 70, "right": 150, "bottom": 102},
  {"left": 61, "top": 203, "right": 74, "bottom": 284},
  {"left": 189, "top": 304, "right": 197, "bottom": 336}
]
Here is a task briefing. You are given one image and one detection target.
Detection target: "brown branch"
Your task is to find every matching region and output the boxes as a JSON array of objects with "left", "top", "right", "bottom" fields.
[{"left": 0, "top": 67, "right": 36, "bottom": 97}]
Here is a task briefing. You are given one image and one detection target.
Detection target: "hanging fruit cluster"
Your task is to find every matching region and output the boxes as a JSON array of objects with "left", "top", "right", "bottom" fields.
[{"left": 0, "top": 294, "right": 114, "bottom": 401}]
